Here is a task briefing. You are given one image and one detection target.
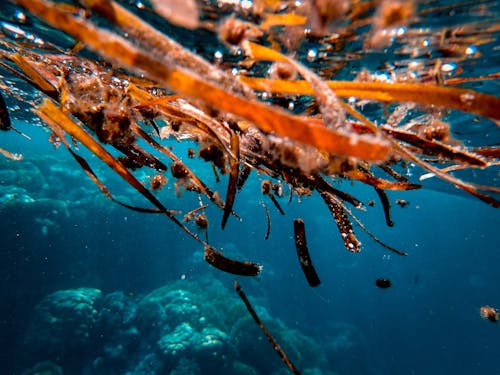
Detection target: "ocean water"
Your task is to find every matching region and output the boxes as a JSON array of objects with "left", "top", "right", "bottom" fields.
[{"left": 1, "top": 1, "right": 499, "bottom": 374}]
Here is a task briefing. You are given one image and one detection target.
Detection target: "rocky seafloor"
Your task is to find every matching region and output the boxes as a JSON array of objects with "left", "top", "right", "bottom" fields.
[{"left": 19, "top": 279, "right": 367, "bottom": 375}]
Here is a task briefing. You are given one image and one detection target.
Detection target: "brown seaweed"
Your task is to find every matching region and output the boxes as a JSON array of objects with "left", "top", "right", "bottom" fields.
[
  {"left": 374, "top": 188, "right": 394, "bottom": 227},
  {"left": 293, "top": 218, "right": 321, "bottom": 287},
  {"left": 319, "top": 191, "right": 361, "bottom": 253},
  {"left": 221, "top": 130, "right": 240, "bottom": 229},
  {"left": 0, "top": 91, "right": 11, "bottom": 131},
  {"left": 204, "top": 246, "right": 262, "bottom": 276},
  {"left": 261, "top": 202, "right": 271, "bottom": 240}
]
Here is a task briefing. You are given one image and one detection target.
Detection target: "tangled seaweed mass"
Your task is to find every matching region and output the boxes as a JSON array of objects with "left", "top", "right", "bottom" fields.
[{"left": 1, "top": 0, "right": 499, "bottom": 373}]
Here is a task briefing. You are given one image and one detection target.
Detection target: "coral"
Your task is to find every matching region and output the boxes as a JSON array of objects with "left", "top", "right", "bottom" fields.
[
  {"left": 194, "top": 326, "right": 228, "bottom": 354},
  {"left": 137, "top": 287, "right": 201, "bottom": 333},
  {"left": 22, "top": 281, "right": 331, "bottom": 374},
  {"left": 97, "top": 292, "right": 139, "bottom": 360},
  {"left": 24, "top": 288, "right": 102, "bottom": 357},
  {"left": 157, "top": 322, "right": 195, "bottom": 357}
]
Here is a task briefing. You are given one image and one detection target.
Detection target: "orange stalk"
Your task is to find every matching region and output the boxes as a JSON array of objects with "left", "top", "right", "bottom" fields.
[{"left": 238, "top": 76, "right": 500, "bottom": 122}]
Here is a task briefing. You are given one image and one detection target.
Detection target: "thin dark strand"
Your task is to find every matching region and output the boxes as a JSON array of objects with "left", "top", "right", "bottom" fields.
[
  {"left": 342, "top": 202, "right": 408, "bottom": 256},
  {"left": 374, "top": 188, "right": 394, "bottom": 227},
  {"left": 222, "top": 131, "right": 240, "bottom": 229},
  {"left": 237, "top": 164, "right": 252, "bottom": 191},
  {"left": 269, "top": 193, "right": 285, "bottom": 215},
  {"left": 260, "top": 202, "right": 271, "bottom": 240},
  {"left": 0, "top": 91, "right": 12, "bottom": 131},
  {"left": 234, "top": 281, "right": 302, "bottom": 375}
]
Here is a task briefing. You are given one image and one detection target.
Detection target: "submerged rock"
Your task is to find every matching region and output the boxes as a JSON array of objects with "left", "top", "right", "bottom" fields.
[
  {"left": 24, "top": 288, "right": 102, "bottom": 358},
  {"left": 22, "top": 281, "right": 331, "bottom": 374}
]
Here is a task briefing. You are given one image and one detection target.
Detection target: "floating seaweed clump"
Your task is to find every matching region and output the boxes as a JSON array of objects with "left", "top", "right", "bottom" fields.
[{"left": 1, "top": 0, "right": 499, "bottom": 373}]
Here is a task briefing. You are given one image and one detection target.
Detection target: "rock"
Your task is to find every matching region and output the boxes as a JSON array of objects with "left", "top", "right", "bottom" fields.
[{"left": 25, "top": 288, "right": 102, "bottom": 357}]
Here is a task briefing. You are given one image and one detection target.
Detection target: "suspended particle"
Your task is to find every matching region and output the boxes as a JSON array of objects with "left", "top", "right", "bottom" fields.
[
  {"left": 375, "top": 278, "right": 392, "bottom": 288},
  {"left": 480, "top": 306, "right": 499, "bottom": 323}
]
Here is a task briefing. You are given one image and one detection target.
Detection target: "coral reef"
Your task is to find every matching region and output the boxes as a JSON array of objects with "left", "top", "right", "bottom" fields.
[
  {"left": 24, "top": 288, "right": 102, "bottom": 363},
  {"left": 21, "top": 280, "right": 350, "bottom": 374}
]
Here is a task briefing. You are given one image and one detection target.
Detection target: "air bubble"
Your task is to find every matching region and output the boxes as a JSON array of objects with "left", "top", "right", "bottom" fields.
[
  {"left": 307, "top": 49, "right": 317, "bottom": 62},
  {"left": 14, "top": 10, "right": 28, "bottom": 24},
  {"left": 241, "top": 0, "right": 252, "bottom": 9},
  {"left": 441, "top": 63, "right": 456, "bottom": 72},
  {"left": 465, "top": 45, "right": 477, "bottom": 55},
  {"left": 214, "top": 50, "right": 223, "bottom": 63}
]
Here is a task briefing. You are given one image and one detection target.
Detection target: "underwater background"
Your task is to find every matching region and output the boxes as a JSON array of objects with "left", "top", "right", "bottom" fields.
[
  {"left": 2, "top": 110, "right": 500, "bottom": 375},
  {"left": 1, "top": 1, "right": 500, "bottom": 374}
]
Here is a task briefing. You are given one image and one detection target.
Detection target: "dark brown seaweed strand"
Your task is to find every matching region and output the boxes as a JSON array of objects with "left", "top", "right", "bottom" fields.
[
  {"left": 0, "top": 91, "right": 11, "bottom": 131},
  {"left": 378, "top": 163, "right": 409, "bottom": 182},
  {"left": 293, "top": 219, "right": 321, "bottom": 287},
  {"left": 222, "top": 131, "right": 240, "bottom": 229},
  {"left": 319, "top": 191, "right": 361, "bottom": 252},
  {"left": 211, "top": 162, "right": 220, "bottom": 182},
  {"left": 260, "top": 202, "right": 271, "bottom": 240},
  {"left": 237, "top": 164, "right": 252, "bottom": 191},
  {"left": 114, "top": 143, "right": 167, "bottom": 172},
  {"left": 234, "top": 281, "right": 302, "bottom": 375},
  {"left": 269, "top": 192, "right": 285, "bottom": 215},
  {"left": 204, "top": 246, "right": 261, "bottom": 276},
  {"left": 145, "top": 118, "right": 161, "bottom": 138},
  {"left": 374, "top": 188, "right": 394, "bottom": 227},
  {"left": 313, "top": 174, "right": 361, "bottom": 208}
]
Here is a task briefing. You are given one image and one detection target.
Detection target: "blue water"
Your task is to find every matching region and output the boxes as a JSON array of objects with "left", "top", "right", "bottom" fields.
[
  {"left": 2, "top": 122, "right": 499, "bottom": 374},
  {"left": 1, "top": 1, "right": 500, "bottom": 374}
]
